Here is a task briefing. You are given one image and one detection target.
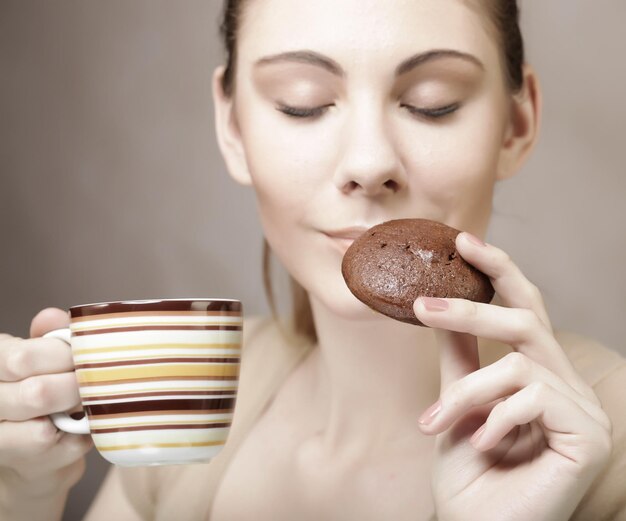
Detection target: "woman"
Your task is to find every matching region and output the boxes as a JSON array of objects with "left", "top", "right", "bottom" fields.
[{"left": 1, "top": 1, "right": 625, "bottom": 519}]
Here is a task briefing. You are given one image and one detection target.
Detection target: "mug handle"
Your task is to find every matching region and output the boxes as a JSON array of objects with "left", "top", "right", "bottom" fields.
[{"left": 43, "top": 328, "right": 90, "bottom": 435}]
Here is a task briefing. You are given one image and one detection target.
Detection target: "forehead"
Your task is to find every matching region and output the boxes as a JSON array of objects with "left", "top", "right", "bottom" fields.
[{"left": 238, "top": 0, "right": 499, "bottom": 69}]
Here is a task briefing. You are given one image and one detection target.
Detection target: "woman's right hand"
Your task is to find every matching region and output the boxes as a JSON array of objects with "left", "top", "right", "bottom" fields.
[{"left": 0, "top": 308, "right": 93, "bottom": 499}]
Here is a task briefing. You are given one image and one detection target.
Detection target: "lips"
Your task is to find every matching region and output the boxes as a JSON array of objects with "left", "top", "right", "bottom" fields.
[
  {"left": 322, "top": 227, "right": 370, "bottom": 255},
  {"left": 322, "top": 227, "right": 370, "bottom": 240}
]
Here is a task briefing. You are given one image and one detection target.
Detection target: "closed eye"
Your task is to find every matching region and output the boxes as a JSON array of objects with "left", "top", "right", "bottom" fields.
[
  {"left": 275, "top": 102, "right": 460, "bottom": 120},
  {"left": 401, "top": 102, "right": 460, "bottom": 120},
  {"left": 276, "top": 104, "right": 334, "bottom": 119}
]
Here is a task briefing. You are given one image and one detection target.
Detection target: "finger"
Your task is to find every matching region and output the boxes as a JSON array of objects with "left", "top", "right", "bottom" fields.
[
  {"left": 470, "top": 382, "right": 612, "bottom": 469},
  {"left": 435, "top": 329, "right": 479, "bottom": 393},
  {"left": 0, "top": 337, "right": 74, "bottom": 382},
  {"left": 30, "top": 308, "right": 70, "bottom": 338},
  {"left": 414, "top": 297, "right": 588, "bottom": 396},
  {"left": 0, "top": 417, "right": 63, "bottom": 464},
  {"left": 419, "top": 352, "right": 610, "bottom": 435},
  {"left": 0, "top": 373, "right": 81, "bottom": 421},
  {"left": 415, "top": 297, "right": 555, "bottom": 352},
  {"left": 455, "top": 232, "right": 552, "bottom": 332},
  {"left": 12, "top": 432, "right": 93, "bottom": 481}
]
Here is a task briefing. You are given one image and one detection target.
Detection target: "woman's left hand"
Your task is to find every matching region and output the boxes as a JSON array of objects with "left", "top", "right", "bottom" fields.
[{"left": 413, "top": 232, "right": 613, "bottom": 521}]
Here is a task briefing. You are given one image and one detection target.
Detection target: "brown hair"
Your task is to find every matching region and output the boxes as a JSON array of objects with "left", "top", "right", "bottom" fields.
[
  {"left": 482, "top": 0, "right": 525, "bottom": 92},
  {"left": 218, "top": 0, "right": 525, "bottom": 343}
]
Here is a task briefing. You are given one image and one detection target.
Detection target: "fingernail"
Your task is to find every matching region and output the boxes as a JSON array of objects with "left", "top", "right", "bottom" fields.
[
  {"left": 464, "top": 232, "right": 486, "bottom": 247},
  {"left": 418, "top": 400, "right": 442, "bottom": 425},
  {"left": 420, "top": 297, "right": 449, "bottom": 312},
  {"left": 470, "top": 424, "right": 486, "bottom": 446}
]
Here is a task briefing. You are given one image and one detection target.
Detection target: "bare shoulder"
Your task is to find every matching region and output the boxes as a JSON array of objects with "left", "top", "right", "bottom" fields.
[
  {"left": 550, "top": 330, "right": 626, "bottom": 436},
  {"left": 553, "top": 329, "right": 626, "bottom": 387},
  {"left": 232, "top": 315, "right": 277, "bottom": 422},
  {"left": 239, "top": 314, "right": 291, "bottom": 368},
  {"left": 241, "top": 314, "right": 272, "bottom": 347},
  {"left": 554, "top": 329, "right": 626, "bottom": 435},
  {"left": 555, "top": 331, "right": 626, "bottom": 520},
  {"left": 238, "top": 314, "right": 313, "bottom": 385},
  {"left": 240, "top": 314, "right": 301, "bottom": 353},
  {"left": 478, "top": 329, "right": 626, "bottom": 389}
]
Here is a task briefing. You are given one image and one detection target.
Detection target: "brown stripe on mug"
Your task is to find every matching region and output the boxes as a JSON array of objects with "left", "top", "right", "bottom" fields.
[
  {"left": 71, "top": 310, "right": 242, "bottom": 323},
  {"left": 91, "top": 409, "right": 234, "bottom": 420},
  {"left": 74, "top": 357, "right": 240, "bottom": 370},
  {"left": 81, "top": 389, "right": 236, "bottom": 402},
  {"left": 91, "top": 422, "right": 232, "bottom": 434},
  {"left": 85, "top": 397, "right": 236, "bottom": 417},
  {"left": 73, "top": 325, "right": 242, "bottom": 336},
  {"left": 71, "top": 299, "right": 242, "bottom": 318}
]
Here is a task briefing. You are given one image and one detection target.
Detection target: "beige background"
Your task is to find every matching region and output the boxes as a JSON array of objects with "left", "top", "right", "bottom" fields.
[{"left": 1, "top": 1, "right": 624, "bottom": 519}]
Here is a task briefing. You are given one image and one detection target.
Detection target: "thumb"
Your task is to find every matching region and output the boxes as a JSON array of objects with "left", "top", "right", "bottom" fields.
[
  {"left": 436, "top": 329, "right": 480, "bottom": 393},
  {"left": 30, "top": 307, "right": 70, "bottom": 338}
]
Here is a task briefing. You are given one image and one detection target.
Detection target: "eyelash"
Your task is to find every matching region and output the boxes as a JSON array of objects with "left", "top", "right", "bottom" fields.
[
  {"left": 277, "top": 104, "right": 332, "bottom": 119},
  {"left": 276, "top": 103, "right": 460, "bottom": 120},
  {"left": 400, "top": 102, "right": 460, "bottom": 119}
]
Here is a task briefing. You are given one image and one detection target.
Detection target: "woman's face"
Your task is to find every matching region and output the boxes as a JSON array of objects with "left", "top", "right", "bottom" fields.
[{"left": 222, "top": 0, "right": 522, "bottom": 321}]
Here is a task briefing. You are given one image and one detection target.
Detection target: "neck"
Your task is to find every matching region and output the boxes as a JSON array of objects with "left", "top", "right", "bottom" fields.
[{"left": 303, "top": 296, "right": 441, "bottom": 458}]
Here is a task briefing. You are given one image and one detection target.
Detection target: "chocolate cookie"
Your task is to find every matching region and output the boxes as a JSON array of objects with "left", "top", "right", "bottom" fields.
[{"left": 341, "top": 218, "right": 495, "bottom": 326}]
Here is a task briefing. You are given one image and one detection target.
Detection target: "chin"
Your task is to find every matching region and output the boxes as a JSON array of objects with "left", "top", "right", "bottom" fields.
[{"left": 307, "top": 273, "right": 392, "bottom": 323}]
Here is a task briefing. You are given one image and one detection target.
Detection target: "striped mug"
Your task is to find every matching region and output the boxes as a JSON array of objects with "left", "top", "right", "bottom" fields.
[{"left": 43, "top": 298, "right": 242, "bottom": 466}]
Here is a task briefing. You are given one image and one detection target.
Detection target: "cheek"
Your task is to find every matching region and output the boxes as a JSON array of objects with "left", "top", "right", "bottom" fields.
[
  {"left": 399, "top": 95, "right": 506, "bottom": 220},
  {"left": 235, "top": 98, "right": 337, "bottom": 252},
  {"left": 238, "top": 100, "right": 336, "bottom": 210}
]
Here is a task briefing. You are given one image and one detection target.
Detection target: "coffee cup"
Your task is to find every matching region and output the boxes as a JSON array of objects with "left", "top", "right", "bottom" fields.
[{"left": 43, "top": 298, "right": 242, "bottom": 467}]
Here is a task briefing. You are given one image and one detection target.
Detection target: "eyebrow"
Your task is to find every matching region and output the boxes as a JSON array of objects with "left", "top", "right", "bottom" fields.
[
  {"left": 255, "top": 50, "right": 345, "bottom": 76},
  {"left": 254, "top": 49, "right": 484, "bottom": 77},
  {"left": 396, "top": 49, "right": 484, "bottom": 75}
]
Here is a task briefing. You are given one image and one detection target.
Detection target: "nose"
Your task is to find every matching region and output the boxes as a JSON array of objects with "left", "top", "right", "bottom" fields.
[{"left": 333, "top": 104, "right": 407, "bottom": 197}]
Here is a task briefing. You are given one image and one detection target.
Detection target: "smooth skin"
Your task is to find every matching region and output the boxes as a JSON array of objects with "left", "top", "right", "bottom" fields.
[
  {"left": 0, "top": 309, "right": 93, "bottom": 520},
  {"left": 413, "top": 233, "right": 611, "bottom": 520},
  {"left": 0, "top": 0, "right": 615, "bottom": 520},
  {"left": 209, "top": 0, "right": 612, "bottom": 519}
]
